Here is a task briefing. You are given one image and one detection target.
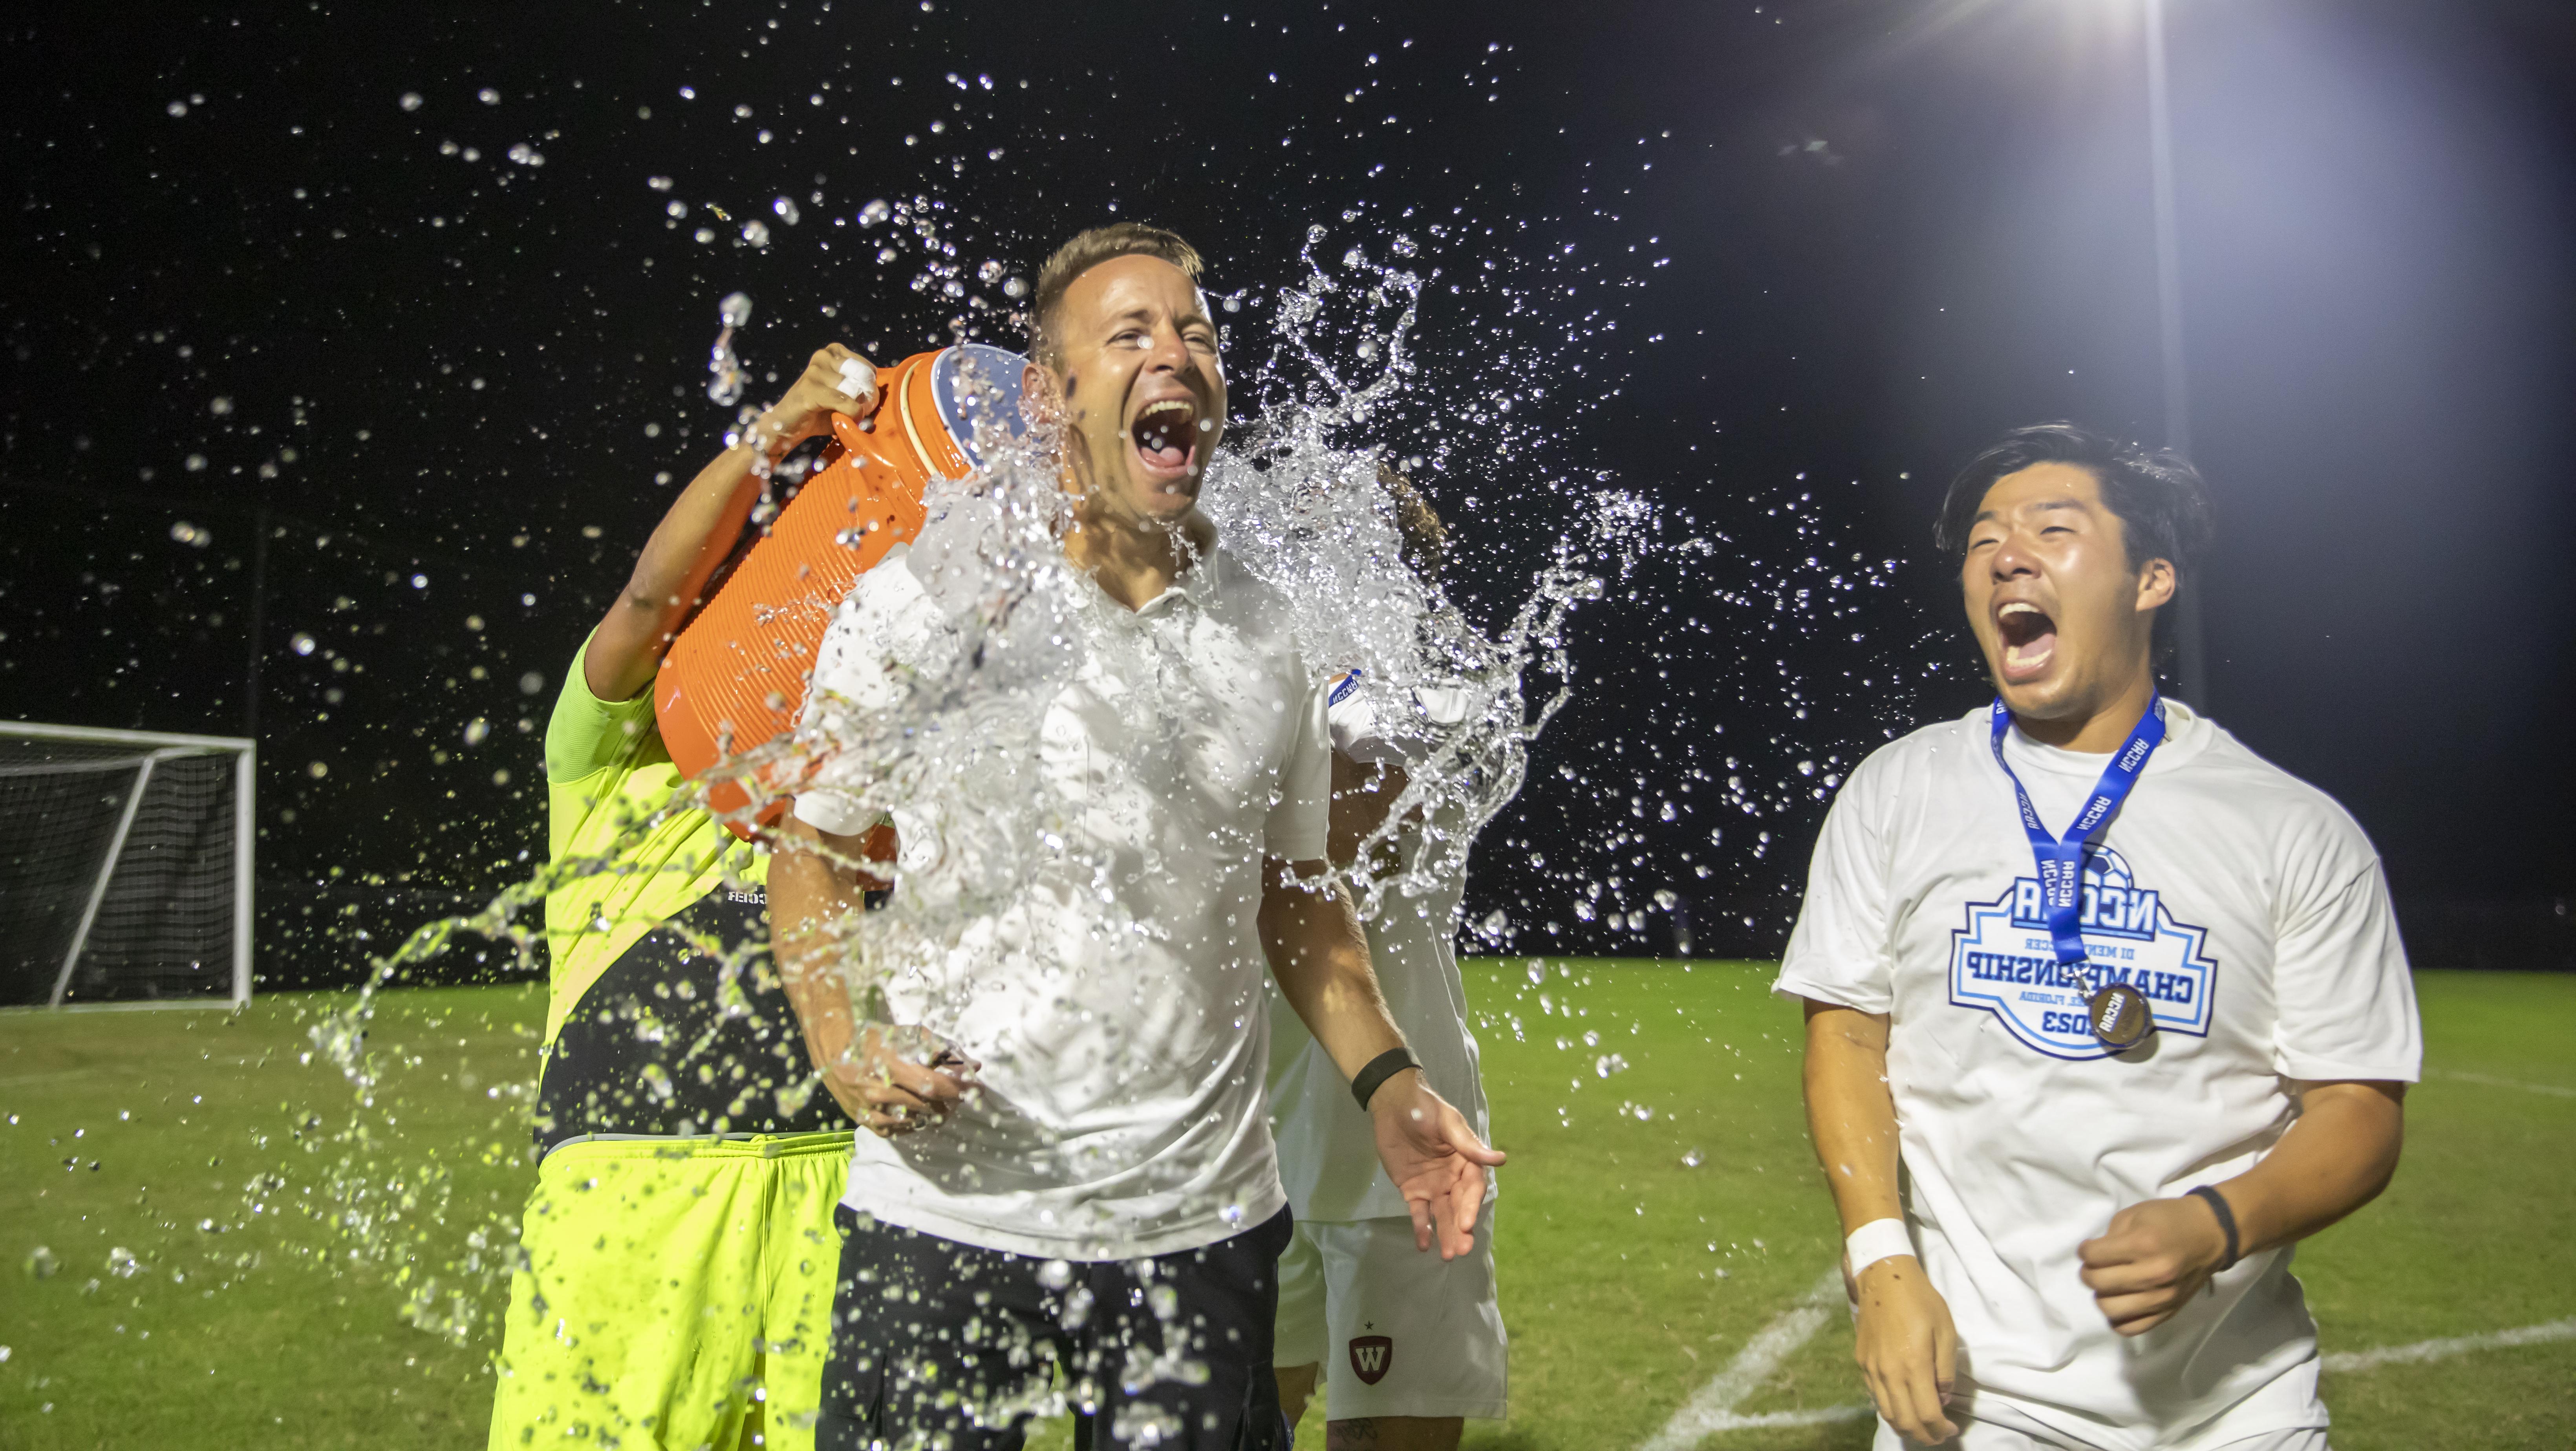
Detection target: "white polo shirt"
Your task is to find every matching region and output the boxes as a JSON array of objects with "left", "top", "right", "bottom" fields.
[
  {"left": 796, "top": 540, "right": 1331, "bottom": 1261},
  {"left": 1267, "top": 674, "right": 1495, "bottom": 1223},
  {"left": 1777, "top": 700, "right": 2419, "bottom": 1450}
]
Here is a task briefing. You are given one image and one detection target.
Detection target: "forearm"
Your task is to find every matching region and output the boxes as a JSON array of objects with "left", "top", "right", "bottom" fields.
[
  {"left": 587, "top": 444, "right": 769, "bottom": 701},
  {"left": 1260, "top": 860, "right": 1406, "bottom": 1079},
  {"left": 1802, "top": 1002, "right": 1906, "bottom": 1234},
  {"left": 770, "top": 825, "right": 863, "bottom": 1071},
  {"left": 2212, "top": 1081, "right": 2404, "bottom": 1256}
]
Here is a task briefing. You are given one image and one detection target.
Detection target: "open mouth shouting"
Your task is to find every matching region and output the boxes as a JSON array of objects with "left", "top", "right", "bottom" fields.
[
  {"left": 1129, "top": 395, "right": 1202, "bottom": 485},
  {"left": 1996, "top": 599, "right": 2057, "bottom": 684}
]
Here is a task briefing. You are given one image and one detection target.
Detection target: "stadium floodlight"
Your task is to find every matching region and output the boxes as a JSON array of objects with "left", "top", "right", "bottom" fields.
[{"left": 0, "top": 721, "right": 254, "bottom": 1009}]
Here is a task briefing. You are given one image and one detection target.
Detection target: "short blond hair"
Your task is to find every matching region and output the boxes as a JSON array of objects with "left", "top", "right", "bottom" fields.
[{"left": 1028, "top": 223, "right": 1204, "bottom": 365}]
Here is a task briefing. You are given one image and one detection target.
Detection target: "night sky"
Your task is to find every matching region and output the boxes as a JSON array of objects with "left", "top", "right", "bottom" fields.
[{"left": 4, "top": 0, "right": 2570, "bottom": 980}]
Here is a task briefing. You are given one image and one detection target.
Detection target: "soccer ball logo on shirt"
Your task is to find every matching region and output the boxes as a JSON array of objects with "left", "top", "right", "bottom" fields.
[{"left": 1948, "top": 845, "right": 2219, "bottom": 1059}]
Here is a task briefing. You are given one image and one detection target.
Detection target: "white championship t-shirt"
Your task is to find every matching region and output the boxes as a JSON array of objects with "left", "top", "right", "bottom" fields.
[
  {"left": 796, "top": 542, "right": 1331, "bottom": 1261},
  {"left": 1266, "top": 674, "right": 1495, "bottom": 1223},
  {"left": 1777, "top": 700, "right": 2419, "bottom": 1450}
]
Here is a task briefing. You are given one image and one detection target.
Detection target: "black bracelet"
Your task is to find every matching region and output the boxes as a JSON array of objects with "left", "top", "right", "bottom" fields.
[
  {"left": 1351, "top": 1047, "right": 1422, "bottom": 1111},
  {"left": 2188, "top": 1185, "right": 2241, "bottom": 1272}
]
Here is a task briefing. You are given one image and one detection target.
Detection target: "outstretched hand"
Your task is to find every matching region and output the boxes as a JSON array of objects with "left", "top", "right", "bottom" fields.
[{"left": 1368, "top": 1070, "right": 1507, "bottom": 1259}]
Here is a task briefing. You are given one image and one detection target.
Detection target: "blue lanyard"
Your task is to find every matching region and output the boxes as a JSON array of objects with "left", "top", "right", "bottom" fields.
[{"left": 1987, "top": 697, "right": 2166, "bottom": 977}]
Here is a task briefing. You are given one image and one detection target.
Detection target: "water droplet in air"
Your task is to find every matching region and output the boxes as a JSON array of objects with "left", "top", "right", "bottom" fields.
[
  {"left": 477, "top": 87, "right": 500, "bottom": 105},
  {"left": 1681, "top": 1148, "right": 1705, "bottom": 1167},
  {"left": 742, "top": 220, "right": 771, "bottom": 248},
  {"left": 858, "top": 199, "right": 891, "bottom": 227},
  {"left": 648, "top": 175, "right": 673, "bottom": 191},
  {"left": 290, "top": 633, "right": 315, "bottom": 655},
  {"left": 772, "top": 196, "right": 800, "bottom": 225},
  {"left": 25, "top": 1246, "right": 59, "bottom": 1279},
  {"left": 463, "top": 719, "right": 491, "bottom": 747},
  {"left": 1002, "top": 276, "right": 1028, "bottom": 299},
  {"left": 166, "top": 100, "right": 187, "bottom": 117},
  {"left": 719, "top": 293, "right": 753, "bottom": 328},
  {"left": 398, "top": 92, "right": 423, "bottom": 112},
  {"left": 506, "top": 143, "right": 543, "bottom": 167}
]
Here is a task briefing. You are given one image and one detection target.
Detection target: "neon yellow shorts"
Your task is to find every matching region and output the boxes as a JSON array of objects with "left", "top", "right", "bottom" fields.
[{"left": 487, "top": 1131, "right": 853, "bottom": 1451}]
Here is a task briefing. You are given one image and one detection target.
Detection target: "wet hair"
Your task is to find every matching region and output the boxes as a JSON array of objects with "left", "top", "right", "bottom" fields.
[
  {"left": 1378, "top": 463, "right": 1448, "bottom": 578},
  {"left": 1935, "top": 423, "right": 2215, "bottom": 582},
  {"left": 1028, "top": 223, "right": 1205, "bottom": 366}
]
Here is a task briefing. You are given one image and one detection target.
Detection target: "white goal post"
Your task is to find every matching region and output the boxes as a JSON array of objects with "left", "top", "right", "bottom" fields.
[{"left": 0, "top": 721, "right": 254, "bottom": 1009}]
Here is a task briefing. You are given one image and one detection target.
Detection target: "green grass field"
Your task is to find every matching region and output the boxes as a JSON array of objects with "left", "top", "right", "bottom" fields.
[{"left": 3, "top": 962, "right": 2570, "bottom": 1450}]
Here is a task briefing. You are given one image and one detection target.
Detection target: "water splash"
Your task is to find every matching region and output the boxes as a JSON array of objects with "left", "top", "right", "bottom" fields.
[{"left": 707, "top": 291, "right": 752, "bottom": 405}]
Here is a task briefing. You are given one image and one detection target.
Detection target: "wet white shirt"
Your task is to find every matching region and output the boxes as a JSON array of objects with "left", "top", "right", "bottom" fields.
[
  {"left": 796, "top": 543, "right": 1331, "bottom": 1261},
  {"left": 1266, "top": 675, "right": 1494, "bottom": 1222},
  {"left": 1777, "top": 701, "right": 2419, "bottom": 1449}
]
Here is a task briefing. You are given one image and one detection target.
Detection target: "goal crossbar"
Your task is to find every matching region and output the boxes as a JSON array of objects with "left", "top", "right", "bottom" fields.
[{"left": 0, "top": 721, "right": 256, "bottom": 1009}]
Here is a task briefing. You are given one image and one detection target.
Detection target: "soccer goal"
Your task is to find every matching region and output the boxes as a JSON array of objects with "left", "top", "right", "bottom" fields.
[{"left": 0, "top": 721, "right": 254, "bottom": 1009}]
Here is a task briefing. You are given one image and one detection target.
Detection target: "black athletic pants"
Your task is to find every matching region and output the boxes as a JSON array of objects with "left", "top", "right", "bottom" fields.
[{"left": 817, "top": 1204, "right": 1295, "bottom": 1451}]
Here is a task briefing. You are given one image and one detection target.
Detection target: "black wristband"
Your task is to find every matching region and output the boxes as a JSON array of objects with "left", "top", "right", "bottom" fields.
[
  {"left": 2188, "top": 1185, "right": 2241, "bottom": 1272},
  {"left": 1351, "top": 1047, "right": 1422, "bottom": 1112}
]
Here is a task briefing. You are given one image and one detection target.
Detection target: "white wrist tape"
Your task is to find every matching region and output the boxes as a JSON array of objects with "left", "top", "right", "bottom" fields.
[{"left": 1845, "top": 1218, "right": 1916, "bottom": 1278}]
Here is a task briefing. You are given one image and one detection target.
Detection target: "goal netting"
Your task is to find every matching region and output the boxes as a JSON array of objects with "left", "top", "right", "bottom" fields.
[{"left": 0, "top": 722, "right": 254, "bottom": 1008}]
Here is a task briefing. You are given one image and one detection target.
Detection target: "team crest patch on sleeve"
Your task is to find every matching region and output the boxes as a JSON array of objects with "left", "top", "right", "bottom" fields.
[{"left": 1949, "top": 845, "right": 2218, "bottom": 1059}]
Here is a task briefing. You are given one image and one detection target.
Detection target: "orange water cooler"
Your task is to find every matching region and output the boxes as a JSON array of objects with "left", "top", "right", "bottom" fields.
[{"left": 655, "top": 342, "right": 1028, "bottom": 840}]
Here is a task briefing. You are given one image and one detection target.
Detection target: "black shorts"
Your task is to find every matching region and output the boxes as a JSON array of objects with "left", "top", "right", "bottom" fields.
[{"left": 818, "top": 1205, "right": 1295, "bottom": 1451}]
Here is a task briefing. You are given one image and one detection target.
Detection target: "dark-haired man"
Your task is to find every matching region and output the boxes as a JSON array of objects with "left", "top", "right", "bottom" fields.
[
  {"left": 487, "top": 346, "right": 884, "bottom": 1451},
  {"left": 771, "top": 223, "right": 1504, "bottom": 1451},
  {"left": 1778, "top": 425, "right": 2419, "bottom": 1449}
]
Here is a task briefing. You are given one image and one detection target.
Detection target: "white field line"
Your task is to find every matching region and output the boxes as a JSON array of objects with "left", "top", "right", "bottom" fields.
[
  {"left": 2436, "top": 1070, "right": 2576, "bottom": 1100},
  {"left": 2322, "top": 1318, "right": 2576, "bottom": 1372},
  {"left": 1639, "top": 1268, "right": 1854, "bottom": 1451},
  {"left": 1643, "top": 1267, "right": 2576, "bottom": 1449}
]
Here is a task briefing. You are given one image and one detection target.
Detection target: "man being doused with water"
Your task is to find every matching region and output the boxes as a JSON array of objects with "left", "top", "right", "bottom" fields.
[
  {"left": 770, "top": 223, "right": 1505, "bottom": 1450},
  {"left": 1779, "top": 426, "right": 2419, "bottom": 1449},
  {"left": 485, "top": 345, "right": 890, "bottom": 1451},
  {"left": 1268, "top": 479, "right": 1509, "bottom": 1449}
]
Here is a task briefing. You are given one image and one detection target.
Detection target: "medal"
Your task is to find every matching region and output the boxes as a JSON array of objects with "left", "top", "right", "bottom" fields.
[
  {"left": 1988, "top": 696, "right": 2168, "bottom": 1052},
  {"left": 2087, "top": 983, "right": 2154, "bottom": 1050}
]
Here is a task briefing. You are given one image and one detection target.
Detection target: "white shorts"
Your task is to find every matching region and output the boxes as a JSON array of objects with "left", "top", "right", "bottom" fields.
[
  {"left": 1872, "top": 1402, "right": 2329, "bottom": 1451},
  {"left": 1273, "top": 1207, "right": 1508, "bottom": 1422}
]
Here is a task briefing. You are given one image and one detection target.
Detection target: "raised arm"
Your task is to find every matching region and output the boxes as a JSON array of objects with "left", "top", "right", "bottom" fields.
[
  {"left": 1259, "top": 858, "right": 1505, "bottom": 1259},
  {"left": 1802, "top": 999, "right": 1961, "bottom": 1446},
  {"left": 585, "top": 345, "right": 880, "bottom": 703}
]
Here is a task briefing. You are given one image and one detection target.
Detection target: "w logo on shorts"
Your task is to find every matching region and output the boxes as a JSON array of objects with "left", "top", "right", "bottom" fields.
[{"left": 1348, "top": 1334, "right": 1393, "bottom": 1385}]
